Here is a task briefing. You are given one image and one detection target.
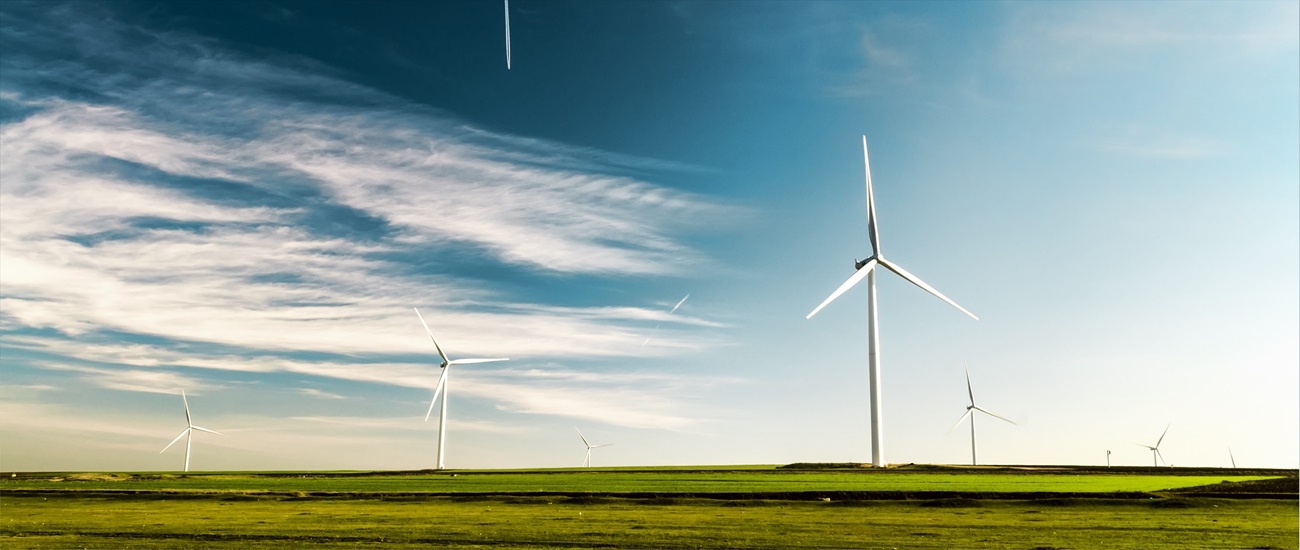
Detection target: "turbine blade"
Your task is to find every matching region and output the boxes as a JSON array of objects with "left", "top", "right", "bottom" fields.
[
  {"left": 449, "top": 358, "right": 510, "bottom": 365},
  {"left": 504, "top": 0, "right": 511, "bottom": 70},
  {"left": 161, "top": 429, "right": 188, "bottom": 453},
  {"left": 1156, "top": 423, "right": 1170, "bottom": 448},
  {"left": 1229, "top": 447, "right": 1236, "bottom": 468},
  {"left": 191, "top": 426, "right": 222, "bottom": 435},
  {"left": 593, "top": 444, "right": 613, "bottom": 448},
  {"left": 964, "top": 363, "right": 974, "bottom": 406},
  {"left": 576, "top": 428, "right": 590, "bottom": 447},
  {"left": 1156, "top": 448, "right": 1166, "bottom": 466},
  {"left": 806, "top": 259, "right": 876, "bottom": 320},
  {"left": 425, "top": 366, "right": 450, "bottom": 422},
  {"left": 413, "top": 307, "right": 450, "bottom": 364},
  {"left": 949, "top": 409, "right": 973, "bottom": 432},
  {"left": 182, "top": 390, "right": 192, "bottom": 427},
  {"left": 876, "top": 258, "right": 978, "bottom": 320},
  {"left": 863, "top": 135, "right": 881, "bottom": 257},
  {"left": 972, "top": 406, "right": 1016, "bottom": 425}
]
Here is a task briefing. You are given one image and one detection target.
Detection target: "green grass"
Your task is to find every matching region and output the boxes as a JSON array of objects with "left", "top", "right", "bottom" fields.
[
  {"left": 3, "top": 494, "right": 1296, "bottom": 549},
  {"left": 1, "top": 468, "right": 1280, "bottom": 495},
  {"left": 3, "top": 467, "right": 1293, "bottom": 548}
]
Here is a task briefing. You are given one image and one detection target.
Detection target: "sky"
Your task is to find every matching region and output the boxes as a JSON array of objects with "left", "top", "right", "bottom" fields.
[{"left": 1, "top": 0, "right": 1296, "bottom": 472}]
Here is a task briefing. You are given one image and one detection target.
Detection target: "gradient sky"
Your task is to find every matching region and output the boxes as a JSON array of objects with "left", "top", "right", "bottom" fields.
[{"left": 2, "top": 0, "right": 1296, "bottom": 472}]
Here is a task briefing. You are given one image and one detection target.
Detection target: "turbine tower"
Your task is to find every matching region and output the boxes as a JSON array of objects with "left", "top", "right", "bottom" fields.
[
  {"left": 414, "top": 307, "right": 509, "bottom": 470},
  {"left": 949, "top": 363, "right": 1015, "bottom": 466},
  {"left": 806, "top": 135, "right": 978, "bottom": 468},
  {"left": 1138, "top": 423, "right": 1171, "bottom": 467},
  {"left": 576, "top": 428, "right": 612, "bottom": 468},
  {"left": 160, "top": 390, "right": 222, "bottom": 472}
]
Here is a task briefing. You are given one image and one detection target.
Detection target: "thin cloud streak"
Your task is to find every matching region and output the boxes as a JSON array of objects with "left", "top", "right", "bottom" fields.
[
  {"left": 11, "top": 336, "right": 725, "bottom": 431},
  {"left": 38, "top": 362, "right": 214, "bottom": 395}
]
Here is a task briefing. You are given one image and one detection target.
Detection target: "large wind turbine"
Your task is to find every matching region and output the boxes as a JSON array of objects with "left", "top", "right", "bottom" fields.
[
  {"left": 949, "top": 364, "right": 1015, "bottom": 466},
  {"left": 806, "top": 135, "right": 978, "bottom": 468},
  {"left": 1138, "top": 424, "right": 1171, "bottom": 467},
  {"left": 576, "top": 428, "right": 612, "bottom": 468},
  {"left": 160, "top": 390, "right": 222, "bottom": 472},
  {"left": 414, "top": 307, "right": 509, "bottom": 470}
]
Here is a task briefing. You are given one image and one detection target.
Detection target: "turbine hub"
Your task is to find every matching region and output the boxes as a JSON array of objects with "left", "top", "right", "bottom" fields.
[{"left": 854, "top": 255, "right": 880, "bottom": 270}]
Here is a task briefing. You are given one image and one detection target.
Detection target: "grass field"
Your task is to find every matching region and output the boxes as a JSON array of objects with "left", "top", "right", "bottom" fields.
[
  {"left": 3, "top": 465, "right": 1296, "bottom": 549},
  {"left": 1, "top": 466, "right": 1282, "bottom": 495}
]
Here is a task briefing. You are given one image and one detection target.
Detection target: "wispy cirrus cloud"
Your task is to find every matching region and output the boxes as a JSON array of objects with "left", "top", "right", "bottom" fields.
[
  {"left": 1000, "top": 1, "right": 1299, "bottom": 76},
  {"left": 0, "top": 7, "right": 729, "bottom": 338},
  {"left": 35, "top": 362, "right": 215, "bottom": 395},
  {"left": 1094, "top": 125, "right": 1225, "bottom": 160},
  {"left": 0, "top": 2, "right": 735, "bottom": 437},
  {"left": 6, "top": 335, "right": 729, "bottom": 431}
]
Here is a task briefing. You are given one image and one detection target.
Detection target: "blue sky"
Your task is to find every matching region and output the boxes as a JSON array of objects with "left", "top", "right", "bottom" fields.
[{"left": 1, "top": 0, "right": 1296, "bottom": 471}]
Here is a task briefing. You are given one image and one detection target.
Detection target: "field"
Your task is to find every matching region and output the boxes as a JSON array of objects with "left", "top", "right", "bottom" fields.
[{"left": 3, "top": 465, "right": 1296, "bottom": 549}]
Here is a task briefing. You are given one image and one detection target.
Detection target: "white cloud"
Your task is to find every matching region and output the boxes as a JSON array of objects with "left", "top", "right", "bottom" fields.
[
  {"left": 0, "top": 3, "right": 743, "bottom": 456},
  {"left": 37, "top": 362, "right": 215, "bottom": 395},
  {"left": 1094, "top": 125, "right": 1225, "bottom": 159},
  {"left": 1000, "top": 2, "right": 1299, "bottom": 77},
  {"left": 296, "top": 388, "right": 347, "bottom": 400},
  {"left": 0, "top": 9, "right": 734, "bottom": 362},
  {"left": 9, "top": 336, "right": 728, "bottom": 431}
]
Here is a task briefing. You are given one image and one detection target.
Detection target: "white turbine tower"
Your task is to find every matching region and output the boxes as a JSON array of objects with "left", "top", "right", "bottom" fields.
[
  {"left": 414, "top": 307, "right": 509, "bottom": 470},
  {"left": 160, "top": 390, "right": 222, "bottom": 472},
  {"left": 576, "top": 428, "right": 612, "bottom": 468},
  {"left": 949, "top": 363, "right": 1015, "bottom": 466},
  {"left": 806, "top": 135, "right": 978, "bottom": 468},
  {"left": 1138, "top": 424, "right": 1171, "bottom": 467}
]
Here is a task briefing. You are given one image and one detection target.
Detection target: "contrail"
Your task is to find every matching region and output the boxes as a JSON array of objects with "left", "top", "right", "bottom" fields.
[
  {"left": 643, "top": 293, "right": 690, "bottom": 346},
  {"left": 504, "top": 0, "right": 511, "bottom": 70}
]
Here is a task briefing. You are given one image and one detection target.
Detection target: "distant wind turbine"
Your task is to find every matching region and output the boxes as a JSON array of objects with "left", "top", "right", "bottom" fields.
[
  {"left": 949, "top": 363, "right": 1015, "bottom": 465},
  {"left": 160, "top": 390, "right": 222, "bottom": 472},
  {"left": 1137, "top": 424, "right": 1171, "bottom": 467},
  {"left": 504, "top": 0, "right": 511, "bottom": 69},
  {"left": 576, "top": 428, "right": 612, "bottom": 468},
  {"left": 642, "top": 293, "right": 690, "bottom": 346},
  {"left": 806, "top": 135, "right": 978, "bottom": 468},
  {"left": 414, "top": 307, "right": 509, "bottom": 470}
]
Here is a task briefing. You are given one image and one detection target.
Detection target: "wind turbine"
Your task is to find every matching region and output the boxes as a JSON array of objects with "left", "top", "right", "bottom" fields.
[
  {"left": 160, "top": 390, "right": 222, "bottom": 472},
  {"left": 503, "top": 0, "right": 511, "bottom": 69},
  {"left": 1137, "top": 423, "right": 1171, "bottom": 467},
  {"left": 949, "top": 363, "right": 1015, "bottom": 465},
  {"left": 414, "top": 307, "right": 509, "bottom": 470},
  {"left": 576, "top": 428, "right": 612, "bottom": 468},
  {"left": 806, "top": 135, "right": 978, "bottom": 468}
]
